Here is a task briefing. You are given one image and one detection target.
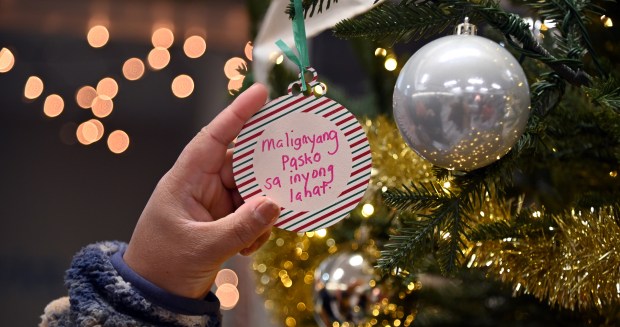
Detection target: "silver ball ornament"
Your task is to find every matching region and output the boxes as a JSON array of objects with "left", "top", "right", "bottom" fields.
[
  {"left": 313, "top": 252, "right": 378, "bottom": 327},
  {"left": 393, "top": 34, "right": 530, "bottom": 171}
]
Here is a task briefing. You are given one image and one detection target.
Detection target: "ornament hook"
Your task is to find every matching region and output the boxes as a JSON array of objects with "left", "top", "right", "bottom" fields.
[{"left": 455, "top": 17, "right": 477, "bottom": 35}]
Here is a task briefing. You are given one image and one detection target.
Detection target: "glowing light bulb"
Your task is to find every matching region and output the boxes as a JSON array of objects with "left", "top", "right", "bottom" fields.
[
  {"left": 361, "top": 203, "right": 375, "bottom": 217},
  {"left": 374, "top": 48, "right": 387, "bottom": 57},
  {"left": 384, "top": 57, "right": 397, "bottom": 71}
]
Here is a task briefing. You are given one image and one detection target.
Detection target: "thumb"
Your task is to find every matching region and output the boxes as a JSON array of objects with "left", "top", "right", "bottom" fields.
[{"left": 207, "top": 197, "right": 280, "bottom": 255}]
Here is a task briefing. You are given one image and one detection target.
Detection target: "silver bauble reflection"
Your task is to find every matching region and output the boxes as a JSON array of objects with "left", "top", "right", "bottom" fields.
[
  {"left": 393, "top": 34, "right": 530, "bottom": 171},
  {"left": 313, "top": 252, "right": 378, "bottom": 327}
]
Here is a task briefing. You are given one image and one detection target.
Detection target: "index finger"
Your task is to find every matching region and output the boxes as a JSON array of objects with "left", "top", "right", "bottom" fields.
[{"left": 176, "top": 83, "right": 268, "bottom": 175}]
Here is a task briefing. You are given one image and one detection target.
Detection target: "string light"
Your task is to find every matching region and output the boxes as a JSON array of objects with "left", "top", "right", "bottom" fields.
[
  {"left": 183, "top": 35, "right": 207, "bottom": 59},
  {"left": 374, "top": 48, "right": 387, "bottom": 57},
  {"left": 147, "top": 47, "right": 170, "bottom": 70},
  {"left": 43, "top": 94, "right": 64, "bottom": 118},
  {"left": 122, "top": 58, "right": 145, "bottom": 81},
  {"left": 87, "top": 25, "right": 110, "bottom": 48},
  {"left": 171, "top": 74, "right": 194, "bottom": 98},
  {"left": 361, "top": 203, "right": 375, "bottom": 217},
  {"left": 24, "top": 76, "right": 44, "bottom": 100},
  {"left": 107, "top": 130, "right": 130, "bottom": 154},
  {"left": 0, "top": 48, "right": 15, "bottom": 73},
  {"left": 88, "top": 119, "right": 105, "bottom": 143},
  {"left": 76, "top": 86, "right": 98, "bottom": 109},
  {"left": 151, "top": 27, "right": 174, "bottom": 48}
]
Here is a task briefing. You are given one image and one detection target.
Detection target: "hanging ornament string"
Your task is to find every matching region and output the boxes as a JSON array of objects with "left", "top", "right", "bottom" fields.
[{"left": 275, "top": 0, "right": 310, "bottom": 91}]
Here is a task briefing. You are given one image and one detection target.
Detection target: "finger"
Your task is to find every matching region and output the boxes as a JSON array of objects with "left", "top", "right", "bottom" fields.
[
  {"left": 221, "top": 149, "right": 235, "bottom": 190},
  {"left": 232, "top": 190, "right": 243, "bottom": 209},
  {"left": 175, "top": 83, "right": 268, "bottom": 176},
  {"left": 240, "top": 229, "right": 272, "bottom": 256},
  {"left": 201, "top": 196, "right": 279, "bottom": 256}
]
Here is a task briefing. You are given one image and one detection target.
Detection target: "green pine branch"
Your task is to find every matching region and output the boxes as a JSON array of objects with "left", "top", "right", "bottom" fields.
[
  {"left": 585, "top": 76, "right": 620, "bottom": 111},
  {"left": 333, "top": 2, "right": 464, "bottom": 45},
  {"left": 286, "top": 0, "right": 338, "bottom": 18}
]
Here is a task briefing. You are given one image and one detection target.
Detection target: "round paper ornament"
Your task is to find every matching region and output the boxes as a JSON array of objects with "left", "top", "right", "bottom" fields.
[
  {"left": 393, "top": 18, "right": 530, "bottom": 171},
  {"left": 313, "top": 252, "right": 378, "bottom": 326},
  {"left": 233, "top": 68, "right": 372, "bottom": 232}
]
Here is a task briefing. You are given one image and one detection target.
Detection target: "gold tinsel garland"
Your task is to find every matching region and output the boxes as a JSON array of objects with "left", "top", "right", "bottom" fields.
[{"left": 252, "top": 115, "right": 620, "bottom": 326}]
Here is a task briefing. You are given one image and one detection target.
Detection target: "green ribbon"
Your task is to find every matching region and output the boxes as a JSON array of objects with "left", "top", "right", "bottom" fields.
[{"left": 276, "top": 0, "right": 310, "bottom": 91}]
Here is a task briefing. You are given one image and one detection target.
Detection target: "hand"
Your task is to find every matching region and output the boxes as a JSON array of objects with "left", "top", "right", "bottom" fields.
[{"left": 123, "top": 84, "right": 280, "bottom": 299}]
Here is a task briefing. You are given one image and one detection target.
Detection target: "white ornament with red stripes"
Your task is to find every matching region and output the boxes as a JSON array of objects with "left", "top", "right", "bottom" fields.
[{"left": 232, "top": 68, "right": 372, "bottom": 232}]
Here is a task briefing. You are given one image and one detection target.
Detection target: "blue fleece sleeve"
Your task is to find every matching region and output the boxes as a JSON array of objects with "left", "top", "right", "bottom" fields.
[{"left": 59, "top": 241, "right": 222, "bottom": 327}]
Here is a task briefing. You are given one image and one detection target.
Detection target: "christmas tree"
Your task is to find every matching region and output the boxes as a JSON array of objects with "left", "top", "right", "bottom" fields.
[{"left": 245, "top": 0, "right": 620, "bottom": 326}]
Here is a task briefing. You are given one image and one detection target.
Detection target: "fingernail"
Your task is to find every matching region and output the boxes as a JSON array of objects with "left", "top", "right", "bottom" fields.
[{"left": 255, "top": 199, "right": 280, "bottom": 224}]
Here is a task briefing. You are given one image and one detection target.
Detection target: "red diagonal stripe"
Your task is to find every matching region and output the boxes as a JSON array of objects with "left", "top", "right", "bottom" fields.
[
  {"left": 245, "top": 96, "right": 307, "bottom": 128},
  {"left": 242, "top": 188, "right": 262, "bottom": 200},
  {"left": 233, "top": 149, "right": 254, "bottom": 163},
  {"left": 335, "top": 115, "right": 354, "bottom": 126},
  {"left": 344, "top": 125, "right": 362, "bottom": 137},
  {"left": 301, "top": 98, "right": 332, "bottom": 112},
  {"left": 352, "top": 149, "right": 371, "bottom": 162},
  {"left": 350, "top": 137, "right": 368, "bottom": 149},
  {"left": 292, "top": 198, "right": 361, "bottom": 232},
  {"left": 237, "top": 177, "right": 256, "bottom": 189},
  {"left": 274, "top": 211, "right": 307, "bottom": 227},
  {"left": 235, "top": 130, "right": 263, "bottom": 147},
  {"left": 350, "top": 163, "right": 372, "bottom": 178},
  {"left": 339, "top": 179, "right": 370, "bottom": 197},
  {"left": 233, "top": 164, "right": 253, "bottom": 176},
  {"left": 322, "top": 106, "right": 344, "bottom": 118}
]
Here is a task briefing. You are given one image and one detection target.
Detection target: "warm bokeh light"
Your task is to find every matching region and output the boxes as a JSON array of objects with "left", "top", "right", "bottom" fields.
[
  {"left": 216, "top": 284, "right": 239, "bottom": 310},
  {"left": 315, "top": 228, "right": 327, "bottom": 238},
  {"left": 374, "top": 47, "right": 387, "bottom": 57},
  {"left": 224, "top": 57, "right": 247, "bottom": 80},
  {"left": 244, "top": 41, "right": 253, "bottom": 61},
  {"left": 215, "top": 269, "right": 239, "bottom": 287},
  {"left": 227, "top": 76, "right": 244, "bottom": 95},
  {"left": 384, "top": 57, "right": 398, "bottom": 71},
  {"left": 122, "top": 58, "right": 145, "bottom": 81},
  {"left": 183, "top": 35, "right": 207, "bottom": 59},
  {"left": 91, "top": 95, "right": 114, "bottom": 118},
  {"left": 76, "top": 85, "right": 97, "bottom": 109},
  {"left": 601, "top": 15, "right": 613, "bottom": 28},
  {"left": 24, "top": 76, "right": 44, "bottom": 100},
  {"left": 43, "top": 94, "right": 64, "bottom": 118},
  {"left": 152, "top": 27, "right": 174, "bottom": 48},
  {"left": 0, "top": 47, "right": 15, "bottom": 73},
  {"left": 147, "top": 47, "right": 171, "bottom": 70},
  {"left": 87, "top": 25, "right": 110, "bottom": 48},
  {"left": 96, "top": 77, "right": 119, "bottom": 99},
  {"left": 107, "top": 130, "right": 130, "bottom": 154},
  {"left": 76, "top": 121, "right": 99, "bottom": 145},
  {"left": 88, "top": 119, "right": 105, "bottom": 143},
  {"left": 361, "top": 203, "right": 375, "bottom": 217},
  {"left": 171, "top": 74, "right": 194, "bottom": 98}
]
